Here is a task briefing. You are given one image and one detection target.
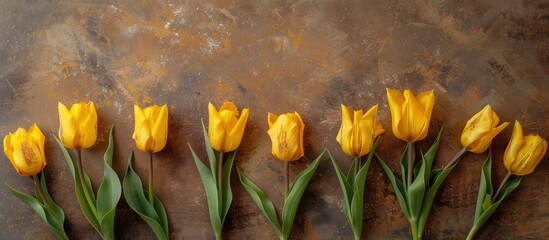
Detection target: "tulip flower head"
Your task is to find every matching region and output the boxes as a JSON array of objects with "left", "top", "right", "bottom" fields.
[
  {"left": 132, "top": 104, "right": 168, "bottom": 153},
  {"left": 58, "top": 102, "right": 98, "bottom": 149},
  {"left": 461, "top": 105, "right": 509, "bottom": 153},
  {"left": 3, "top": 124, "right": 47, "bottom": 176},
  {"left": 336, "top": 104, "right": 384, "bottom": 158},
  {"left": 267, "top": 112, "right": 305, "bottom": 161},
  {"left": 386, "top": 88, "right": 435, "bottom": 142},
  {"left": 504, "top": 121, "right": 547, "bottom": 176},
  {"left": 208, "top": 102, "right": 249, "bottom": 152}
]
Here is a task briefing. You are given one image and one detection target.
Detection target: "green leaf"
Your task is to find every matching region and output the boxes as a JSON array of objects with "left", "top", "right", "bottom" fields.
[
  {"left": 96, "top": 127, "right": 121, "bottom": 240},
  {"left": 422, "top": 127, "right": 444, "bottom": 179},
  {"left": 146, "top": 190, "right": 170, "bottom": 238},
  {"left": 474, "top": 154, "right": 493, "bottom": 222},
  {"left": 407, "top": 155, "right": 426, "bottom": 220},
  {"left": 36, "top": 172, "right": 65, "bottom": 222},
  {"left": 189, "top": 144, "right": 222, "bottom": 236},
  {"left": 201, "top": 121, "right": 219, "bottom": 182},
  {"left": 348, "top": 139, "right": 379, "bottom": 239},
  {"left": 52, "top": 134, "right": 102, "bottom": 235},
  {"left": 237, "top": 168, "right": 282, "bottom": 237},
  {"left": 472, "top": 177, "right": 521, "bottom": 234},
  {"left": 122, "top": 152, "right": 168, "bottom": 240},
  {"left": 400, "top": 145, "right": 411, "bottom": 191},
  {"left": 417, "top": 165, "right": 455, "bottom": 237},
  {"left": 470, "top": 152, "right": 522, "bottom": 238},
  {"left": 281, "top": 151, "right": 325, "bottom": 239},
  {"left": 346, "top": 158, "right": 356, "bottom": 187},
  {"left": 6, "top": 183, "right": 69, "bottom": 240},
  {"left": 376, "top": 154, "right": 411, "bottom": 220},
  {"left": 221, "top": 150, "right": 236, "bottom": 225},
  {"left": 328, "top": 150, "right": 353, "bottom": 223}
]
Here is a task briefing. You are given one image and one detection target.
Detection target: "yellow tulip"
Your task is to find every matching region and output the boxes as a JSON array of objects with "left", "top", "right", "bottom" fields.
[
  {"left": 3, "top": 124, "right": 46, "bottom": 176},
  {"left": 58, "top": 102, "right": 98, "bottom": 149},
  {"left": 132, "top": 104, "right": 169, "bottom": 153},
  {"left": 208, "top": 102, "right": 249, "bottom": 152},
  {"left": 267, "top": 112, "right": 305, "bottom": 161},
  {"left": 386, "top": 88, "right": 435, "bottom": 142},
  {"left": 461, "top": 105, "right": 509, "bottom": 153},
  {"left": 336, "top": 104, "right": 384, "bottom": 158},
  {"left": 504, "top": 121, "right": 547, "bottom": 176}
]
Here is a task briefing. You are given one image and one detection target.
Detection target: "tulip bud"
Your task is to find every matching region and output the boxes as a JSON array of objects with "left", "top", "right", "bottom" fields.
[
  {"left": 504, "top": 121, "right": 547, "bottom": 176},
  {"left": 132, "top": 104, "right": 168, "bottom": 153},
  {"left": 3, "top": 124, "right": 47, "bottom": 176},
  {"left": 386, "top": 88, "right": 435, "bottom": 142},
  {"left": 336, "top": 104, "right": 384, "bottom": 158},
  {"left": 58, "top": 102, "right": 98, "bottom": 149},
  {"left": 267, "top": 112, "right": 305, "bottom": 161},
  {"left": 208, "top": 102, "right": 249, "bottom": 152},
  {"left": 461, "top": 105, "right": 509, "bottom": 153}
]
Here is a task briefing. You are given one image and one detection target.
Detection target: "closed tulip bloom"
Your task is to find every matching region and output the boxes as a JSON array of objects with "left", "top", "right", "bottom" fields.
[
  {"left": 208, "top": 102, "right": 249, "bottom": 152},
  {"left": 504, "top": 121, "right": 547, "bottom": 176},
  {"left": 461, "top": 105, "right": 509, "bottom": 153},
  {"left": 3, "top": 124, "right": 46, "bottom": 176},
  {"left": 267, "top": 112, "right": 305, "bottom": 161},
  {"left": 133, "top": 104, "right": 168, "bottom": 153},
  {"left": 58, "top": 102, "right": 98, "bottom": 149},
  {"left": 386, "top": 88, "right": 435, "bottom": 142},
  {"left": 336, "top": 104, "right": 384, "bottom": 158}
]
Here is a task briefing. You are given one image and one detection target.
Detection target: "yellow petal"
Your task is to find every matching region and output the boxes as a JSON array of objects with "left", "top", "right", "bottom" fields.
[
  {"left": 132, "top": 104, "right": 152, "bottom": 153},
  {"left": 208, "top": 102, "right": 225, "bottom": 151},
  {"left": 220, "top": 102, "right": 239, "bottom": 117},
  {"left": 468, "top": 121, "right": 509, "bottom": 153},
  {"left": 225, "top": 108, "right": 249, "bottom": 152},
  {"left": 151, "top": 105, "right": 168, "bottom": 153},
  {"left": 11, "top": 128, "right": 43, "bottom": 176},
  {"left": 267, "top": 114, "right": 299, "bottom": 161},
  {"left": 352, "top": 109, "right": 363, "bottom": 156},
  {"left": 3, "top": 132, "right": 15, "bottom": 171},
  {"left": 58, "top": 102, "right": 76, "bottom": 149},
  {"left": 78, "top": 102, "right": 97, "bottom": 149},
  {"left": 511, "top": 135, "right": 547, "bottom": 175},
  {"left": 461, "top": 106, "right": 493, "bottom": 148},
  {"left": 504, "top": 121, "right": 524, "bottom": 165},
  {"left": 28, "top": 124, "right": 46, "bottom": 163},
  {"left": 337, "top": 105, "right": 354, "bottom": 156},
  {"left": 386, "top": 88, "right": 406, "bottom": 141},
  {"left": 291, "top": 112, "right": 305, "bottom": 160},
  {"left": 402, "top": 90, "right": 428, "bottom": 142},
  {"left": 415, "top": 90, "right": 435, "bottom": 141},
  {"left": 268, "top": 112, "right": 278, "bottom": 129}
]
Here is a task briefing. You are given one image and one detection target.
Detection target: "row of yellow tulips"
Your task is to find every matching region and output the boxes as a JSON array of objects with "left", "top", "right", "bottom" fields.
[{"left": 3, "top": 88, "right": 547, "bottom": 239}]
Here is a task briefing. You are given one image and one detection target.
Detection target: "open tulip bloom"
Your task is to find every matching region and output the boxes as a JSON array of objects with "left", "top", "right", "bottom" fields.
[
  {"left": 55, "top": 102, "right": 121, "bottom": 240},
  {"left": 237, "top": 112, "right": 325, "bottom": 240},
  {"left": 123, "top": 104, "right": 169, "bottom": 240},
  {"left": 4, "top": 124, "right": 69, "bottom": 240},
  {"left": 329, "top": 104, "right": 384, "bottom": 240},
  {"left": 189, "top": 102, "right": 249, "bottom": 240},
  {"left": 467, "top": 121, "right": 547, "bottom": 239}
]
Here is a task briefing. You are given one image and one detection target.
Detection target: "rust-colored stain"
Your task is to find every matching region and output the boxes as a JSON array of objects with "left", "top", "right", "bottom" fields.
[{"left": 1, "top": 0, "right": 549, "bottom": 239}]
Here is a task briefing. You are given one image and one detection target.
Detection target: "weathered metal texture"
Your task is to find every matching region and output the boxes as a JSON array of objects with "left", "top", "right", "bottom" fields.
[{"left": 1, "top": 0, "right": 548, "bottom": 239}]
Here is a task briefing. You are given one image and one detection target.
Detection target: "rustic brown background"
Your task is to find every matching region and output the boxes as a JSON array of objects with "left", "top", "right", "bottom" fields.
[{"left": 1, "top": 0, "right": 548, "bottom": 239}]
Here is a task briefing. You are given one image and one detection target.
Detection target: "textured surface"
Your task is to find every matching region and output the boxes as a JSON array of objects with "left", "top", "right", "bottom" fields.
[{"left": 1, "top": 0, "right": 548, "bottom": 239}]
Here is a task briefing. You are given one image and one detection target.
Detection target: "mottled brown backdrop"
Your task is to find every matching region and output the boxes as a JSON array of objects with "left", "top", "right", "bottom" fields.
[{"left": 1, "top": 0, "right": 548, "bottom": 239}]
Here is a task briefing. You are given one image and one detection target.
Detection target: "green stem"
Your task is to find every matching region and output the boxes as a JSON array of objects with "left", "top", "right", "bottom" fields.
[
  {"left": 466, "top": 225, "right": 478, "bottom": 240},
  {"left": 493, "top": 171, "right": 513, "bottom": 203},
  {"left": 75, "top": 149, "right": 97, "bottom": 215},
  {"left": 410, "top": 219, "right": 420, "bottom": 240},
  {"left": 443, "top": 148, "right": 467, "bottom": 170},
  {"left": 33, "top": 174, "right": 52, "bottom": 213},
  {"left": 149, "top": 152, "right": 154, "bottom": 205},
  {"left": 215, "top": 233, "right": 222, "bottom": 240},
  {"left": 285, "top": 161, "right": 290, "bottom": 201},
  {"left": 407, "top": 142, "right": 414, "bottom": 188}
]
